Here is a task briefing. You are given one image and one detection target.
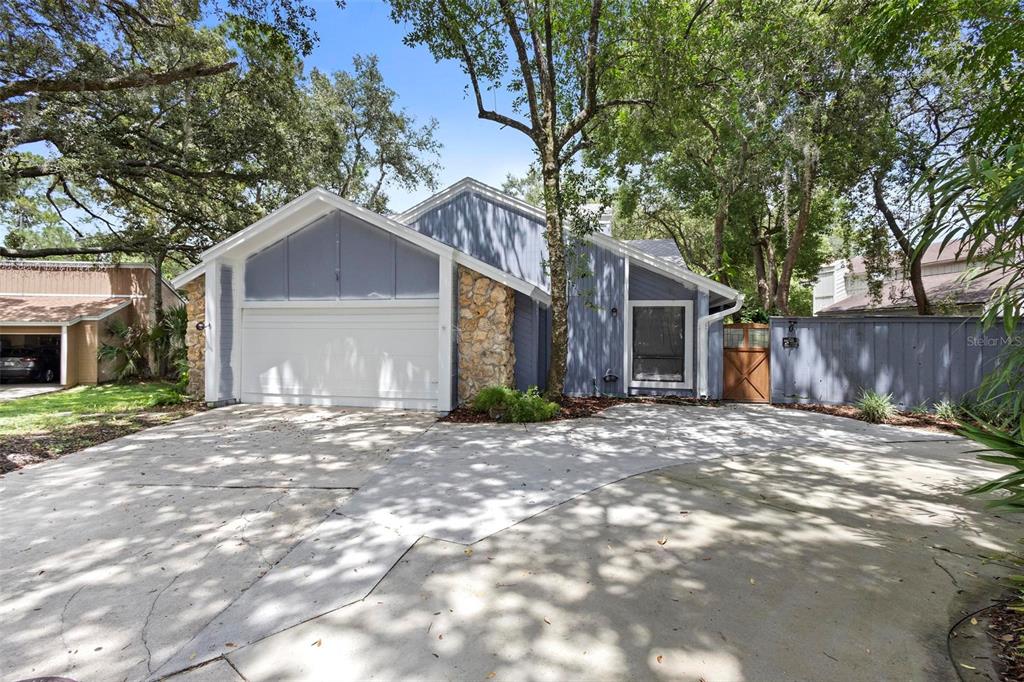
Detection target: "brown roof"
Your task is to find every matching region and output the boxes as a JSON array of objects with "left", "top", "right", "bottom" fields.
[
  {"left": 847, "top": 237, "right": 993, "bottom": 274},
  {"left": 0, "top": 296, "right": 131, "bottom": 323},
  {"left": 818, "top": 269, "right": 1011, "bottom": 314}
]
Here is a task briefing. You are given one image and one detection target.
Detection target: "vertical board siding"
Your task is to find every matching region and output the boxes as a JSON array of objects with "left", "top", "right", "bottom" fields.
[
  {"left": 244, "top": 210, "right": 439, "bottom": 301},
  {"left": 566, "top": 244, "right": 625, "bottom": 396},
  {"left": 219, "top": 265, "right": 234, "bottom": 398},
  {"left": 408, "top": 191, "right": 549, "bottom": 290},
  {"left": 628, "top": 265, "right": 697, "bottom": 301},
  {"left": 708, "top": 319, "right": 724, "bottom": 399},
  {"left": 769, "top": 316, "right": 1013, "bottom": 407},
  {"left": 513, "top": 292, "right": 542, "bottom": 391}
]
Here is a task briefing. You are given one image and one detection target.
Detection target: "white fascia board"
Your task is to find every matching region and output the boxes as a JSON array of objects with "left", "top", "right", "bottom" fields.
[
  {"left": 200, "top": 188, "right": 456, "bottom": 264},
  {"left": 183, "top": 185, "right": 547, "bottom": 305},
  {"left": 593, "top": 233, "right": 740, "bottom": 301},
  {"left": 394, "top": 177, "right": 546, "bottom": 225},
  {"left": 171, "top": 262, "right": 205, "bottom": 288},
  {"left": 452, "top": 252, "right": 550, "bottom": 304},
  {"left": 396, "top": 177, "right": 742, "bottom": 304}
]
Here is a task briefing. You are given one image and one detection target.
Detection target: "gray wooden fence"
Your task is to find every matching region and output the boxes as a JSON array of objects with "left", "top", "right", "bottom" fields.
[{"left": 769, "top": 316, "right": 1015, "bottom": 407}]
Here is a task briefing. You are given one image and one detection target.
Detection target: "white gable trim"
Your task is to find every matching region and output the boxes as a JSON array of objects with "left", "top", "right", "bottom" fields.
[
  {"left": 394, "top": 178, "right": 742, "bottom": 303},
  {"left": 170, "top": 187, "right": 547, "bottom": 302}
]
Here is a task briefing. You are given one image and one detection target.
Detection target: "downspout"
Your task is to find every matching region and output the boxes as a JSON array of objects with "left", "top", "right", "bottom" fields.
[{"left": 696, "top": 293, "right": 744, "bottom": 398}]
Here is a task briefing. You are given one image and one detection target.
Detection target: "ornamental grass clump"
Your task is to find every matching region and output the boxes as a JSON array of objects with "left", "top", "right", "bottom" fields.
[
  {"left": 856, "top": 389, "right": 895, "bottom": 424},
  {"left": 471, "top": 385, "right": 559, "bottom": 423}
]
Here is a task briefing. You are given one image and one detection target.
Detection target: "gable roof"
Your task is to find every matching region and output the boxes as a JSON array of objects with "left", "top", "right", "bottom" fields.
[
  {"left": 395, "top": 177, "right": 740, "bottom": 302},
  {"left": 170, "top": 187, "right": 549, "bottom": 302},
  {"left": 626, "top": 239, "right": 686, "bottom": 268}
]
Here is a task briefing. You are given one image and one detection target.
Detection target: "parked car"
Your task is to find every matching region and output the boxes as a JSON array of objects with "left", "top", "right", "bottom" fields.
[{"left": 0, "top": 346, "right": 59, "bottom": 383}]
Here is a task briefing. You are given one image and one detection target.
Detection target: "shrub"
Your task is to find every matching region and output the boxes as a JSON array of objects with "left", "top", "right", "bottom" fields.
[
  {"left": 505, "top": 387, "right": 560, "bottom": 423},
  {"left": 856, "top": 389, "right": 895, "bottom": 424},
  {"left": 934, "top": 399, "right": 959, "bottom": 421},
  {"left": 472, "top": 386, "right": 517, "bottom": 414},
  {"left": 470, "top": 385, "right": 560, "bottom": 423}
]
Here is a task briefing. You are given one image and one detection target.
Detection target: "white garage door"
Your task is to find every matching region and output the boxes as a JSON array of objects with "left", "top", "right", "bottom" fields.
[{"left": 241, "top": 306, "right": 439, "bottom": 409}]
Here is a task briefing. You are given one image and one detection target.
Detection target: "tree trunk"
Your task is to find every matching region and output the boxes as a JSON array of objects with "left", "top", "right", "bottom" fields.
[
  {"left": 713, "top": 196, "right": 729, "bottom": 284},
  {"left": 541, "top": 153, "right": 568, "bottom": 398},
  {"left": 774, "top": 143, "right": 817, "bottom": 313},
  {"left": 751, "top": 216, "right": 771, "bottom": 309},
  {"left": 872, "top": 173, "right": 932, "bottom": 315},
  {"left": 152, "top": 251, "right": 168, "bottom": 378}
]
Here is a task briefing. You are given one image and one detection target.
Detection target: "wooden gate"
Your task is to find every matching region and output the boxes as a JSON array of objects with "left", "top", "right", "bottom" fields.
[{"left": 723, "top": 323, "right": 770, "bottom": 402}]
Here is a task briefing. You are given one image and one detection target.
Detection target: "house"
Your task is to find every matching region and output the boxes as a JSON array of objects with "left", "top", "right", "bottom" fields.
[
  {"left": 0, "top": 260, "right": 182, "bottom": 386},
  {"left": 813, "top": 239, "right": 1005, "bottom": 316},
  {"left": 171, "top": 178, "right": 743, "bottom": 412}
]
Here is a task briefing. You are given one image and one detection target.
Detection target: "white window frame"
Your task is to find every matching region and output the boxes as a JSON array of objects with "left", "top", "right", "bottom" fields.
[{"left": 626, "top": 299, "right": 694, "bottom": 390}]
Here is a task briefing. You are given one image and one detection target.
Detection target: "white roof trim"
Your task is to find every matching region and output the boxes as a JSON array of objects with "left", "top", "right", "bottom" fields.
[
  {"left": 396, "top": 177, "right": 742, "bottom": 303},
  {"left": 172, "top": 187, "right": 547, "bottom": 302},
  {"left": 0, "top": 299, "right": 132, "bottom": 327}
]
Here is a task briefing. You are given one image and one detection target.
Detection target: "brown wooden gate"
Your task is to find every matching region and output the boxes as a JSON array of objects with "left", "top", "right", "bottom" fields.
[{"left": 723, "top": 323, "right": 770, "bottom": 402}]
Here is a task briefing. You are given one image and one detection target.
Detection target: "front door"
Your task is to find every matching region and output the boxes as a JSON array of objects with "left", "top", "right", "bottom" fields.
[{"left": 723, "top": 323, "right": 770, "bottom": 402}]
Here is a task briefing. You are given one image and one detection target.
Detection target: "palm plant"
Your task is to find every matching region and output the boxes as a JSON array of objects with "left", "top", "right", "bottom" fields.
[
  {"left": 964, "top": 418, "right": 1024, "bottom": 512},
  {"left": 97, "top": 319, "right": 153, "bottom": 382}
]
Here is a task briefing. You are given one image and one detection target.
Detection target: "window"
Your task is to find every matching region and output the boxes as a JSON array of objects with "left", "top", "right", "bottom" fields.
[{"left": 628, "top": 300, "right": 692, "bottom": 389}]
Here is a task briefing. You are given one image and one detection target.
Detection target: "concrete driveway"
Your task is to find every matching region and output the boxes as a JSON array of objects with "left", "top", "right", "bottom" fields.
[
  {"left": 1, "top": 403, "right": 1019, "bottom": 681},
  {"left": 0, "top": 383, "right": 63, "bottom": 400}
]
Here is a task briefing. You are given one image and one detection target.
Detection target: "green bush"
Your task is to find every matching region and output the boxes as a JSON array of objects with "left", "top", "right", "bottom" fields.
[
  {"left": 856, "top": 389, "right": 895, "bottom": 424},
  {"left": 934, "top": 399, "right": 959, "bottom": 421},
  {"left": 472, "top": 386, "right": 518, "bottom": 414},
  {"left": 470, "top": 385, "right": 560, "bottom": 423}
]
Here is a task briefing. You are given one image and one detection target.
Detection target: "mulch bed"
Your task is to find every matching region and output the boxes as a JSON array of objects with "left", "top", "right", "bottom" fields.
[
  {"left": 990, "top": 599, "right": 1024, "bottom": 681},
  {"left": 776, "top": 402, "right": 960, "bottom": 434},
  {"left": 441, "top": 394, "right": 720, "bottom": 424},
  {"left": 0, "top": 403, "right": 205, "bottom": 475}
]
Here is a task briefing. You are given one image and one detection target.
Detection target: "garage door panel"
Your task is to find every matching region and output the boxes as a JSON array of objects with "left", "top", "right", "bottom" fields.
[{"left": 241, "top": 307, "right": 439, "bottom": 409}]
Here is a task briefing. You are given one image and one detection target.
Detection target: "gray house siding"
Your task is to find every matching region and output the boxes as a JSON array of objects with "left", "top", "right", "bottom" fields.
[
  {"left": 770, "top": 316, "right": 1009, "bottom": 407},
  {"left": 513, "top": 293, "right": 551, "bottom": 392},
  {"left": 218, "top": 264, "right": 234, "bottom": 398},
  {"left": 244, "top": 210, "right": 439, "bottom": 301},
  {"left": 407, "top": 191, "right": 549, "bottom": 290},
  {"left": 629, "top": 264, "right": 697, "bottom": 301},
  {"left": 626, "top": 265, "right": 703, "bottom": 398},
  {"left": 567, "top": 243, "right": 625, "bottom": 395},
  {"left": 707, "top": 319, "right": 724, "bottom": 399}
]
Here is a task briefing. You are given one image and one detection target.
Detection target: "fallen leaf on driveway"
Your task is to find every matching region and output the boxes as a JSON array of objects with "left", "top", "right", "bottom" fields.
[
  {"left": 225, "top": 642, "right": 236, "bottom": 648},
  {"left": 487, "top": 673, "right": 496, "bottom": 679},
  {"left": 750, "top": 578, "right": 756, "bottom": 585},
  {"left": 656, "top": 655, "right": 663, "bottom": 664},
  {"left": 657, "top": 537, "right": 668, "bottom": 546},
  {"left": 312, "top": 639, "right": 322, "bottom": 647},
  {"left": 960, "top": 663, "right": 976, "bottom": 670},
  {"left": 464, "top": 548, "right": 474, "bottom": 557},
  {"left": 543, "top": 617, "right": 551, "bottom": 625}
]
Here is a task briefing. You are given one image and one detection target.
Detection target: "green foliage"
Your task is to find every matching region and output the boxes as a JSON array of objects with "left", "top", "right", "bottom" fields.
[
  {"left": 0, "top": 382, "right": 186, "bottom": 437},
  {"left": 935, "top": 400, "right": 959, "bottom": 421},
  {"left": 471, "top": 386, "right": 560, "bottom": 423},
  {"left": 963, "top": 418, "right": 1024, "bottom": 512},
  {"left": 3, "top": 4, "right": 438, "bottom": 265},
  {"left": 97, "top": 320, "right": 154, "bottom": 383},
  {"left": 856, "top": 389, "right": 895, "bottom": 423},
  {"left": 472, "top": 386, "right": 518, "bottom": 414}
]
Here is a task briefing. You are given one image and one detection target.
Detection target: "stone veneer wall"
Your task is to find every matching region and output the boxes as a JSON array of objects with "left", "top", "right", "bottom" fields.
[
  {"left": 182, "top": 275, "right": 206, "bottom": 399},
  {"left": 457, "top": 266, "right": 515, "bottom": 403}
]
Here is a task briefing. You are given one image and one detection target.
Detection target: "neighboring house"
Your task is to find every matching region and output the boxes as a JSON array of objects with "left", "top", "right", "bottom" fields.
[
  {"left": 171, "top": 178, "right": 743, "bottom": 411},
  {"left": 0, "top": 261, "right": 182, "bottom": 386},
  {"left": 813, "top": 238, "right": 1005, "bottom": 316}
]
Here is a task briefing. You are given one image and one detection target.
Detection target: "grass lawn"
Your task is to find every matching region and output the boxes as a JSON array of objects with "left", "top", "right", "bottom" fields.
[{"left": 0, "top": 382, "right": 203, "bottom": 474}]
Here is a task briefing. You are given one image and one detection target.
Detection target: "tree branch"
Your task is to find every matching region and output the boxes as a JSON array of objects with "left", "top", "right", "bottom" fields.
[{"left": 1, "top": 61, "right": 237, "bottom": 101}]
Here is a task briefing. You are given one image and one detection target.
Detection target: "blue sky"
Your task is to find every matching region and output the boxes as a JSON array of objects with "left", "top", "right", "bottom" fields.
[{"left": 308, "top": 0, "right": 536, "bottom": 210}]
